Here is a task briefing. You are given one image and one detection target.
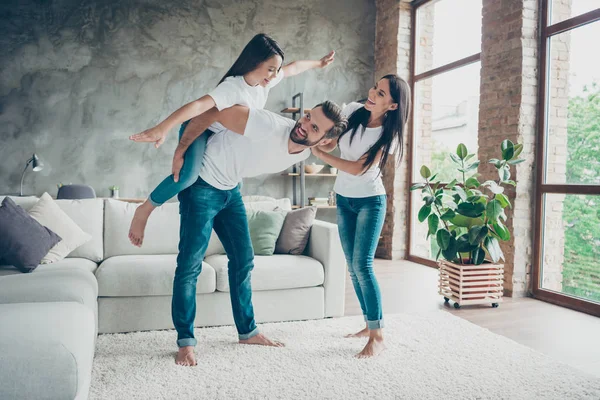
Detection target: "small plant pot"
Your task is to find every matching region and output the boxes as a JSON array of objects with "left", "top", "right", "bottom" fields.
[
  {"left": 438, "top": 260, "right": 503, "bottom": 309},
  {"left": 110, "top": 189, "right": 119, "bottom": 199}
]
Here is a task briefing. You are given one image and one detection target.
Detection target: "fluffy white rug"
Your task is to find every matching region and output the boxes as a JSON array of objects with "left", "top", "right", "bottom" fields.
[{"left": 91, "top": 312, "right": 600, "bottom": 400}]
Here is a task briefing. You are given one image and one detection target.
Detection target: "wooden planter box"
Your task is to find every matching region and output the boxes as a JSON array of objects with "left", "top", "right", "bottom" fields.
[{"left": 438, "top": 260, "right": 504, "bottom": 309}]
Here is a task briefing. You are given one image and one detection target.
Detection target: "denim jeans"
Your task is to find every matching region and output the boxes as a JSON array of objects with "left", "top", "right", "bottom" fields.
[
  {"left": 336, "top": 194, "right": 386, "bottom": 329},
  {"left": 172, "top": 177, "right": 258, "bottom": 347},
  {"left": 149, "top": 120, "right": 211, "bottom": 206}
]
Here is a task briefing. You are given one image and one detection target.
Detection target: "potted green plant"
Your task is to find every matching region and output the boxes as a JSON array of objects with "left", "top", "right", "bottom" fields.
[
  {"left": 109, "top": 185, "right": 120, "bottom": 199},
  {"left": 410, "top": 141, "right": 524, "bottom": 309}
]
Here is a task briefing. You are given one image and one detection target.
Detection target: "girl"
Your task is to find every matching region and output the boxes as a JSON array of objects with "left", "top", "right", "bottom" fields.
[
  {"left": 129, "top": 33, "right": 334, "bottom": 246},
  {"left": 311, "top": 75, "right": 410, "bottom": 358}
]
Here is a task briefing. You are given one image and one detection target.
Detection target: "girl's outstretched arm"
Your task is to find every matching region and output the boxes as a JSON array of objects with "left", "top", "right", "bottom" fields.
[
  {"left": 129, "top": 94, "right": 216, "bottom": 148},
  {"left": 282, "top": 51, "right": 335, "bottom": 77}
]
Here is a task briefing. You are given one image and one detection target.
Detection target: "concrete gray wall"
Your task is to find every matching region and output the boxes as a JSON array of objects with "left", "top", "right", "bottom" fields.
[{"left": 0, "top": 0, "right": 375, "bottom": 221}]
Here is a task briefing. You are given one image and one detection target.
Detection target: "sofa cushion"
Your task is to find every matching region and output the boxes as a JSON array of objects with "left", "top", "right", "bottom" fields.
[
  {"left": 0, "top": 257, "right": 98, "bottom": 277},
  {"left": 95, "top": 254, "right": 216, "bottom": 297},
  {"left": 55, "top": 199, "right": 104, "bottom": 262},
  {"left": 28, "top": 193, "right": 93, "bottom": 264},
  {"left": 205, "top": 254, "right": 324, "bottom": 292},
  {"left": 0, "top": 197, "right": 62, "bottom": 272},
  {"left": 247, "top": 209, "right": 286, "bottom": 256},
  {"left": 0, "top": 302, "right": 95, "bottom": 400},
  {"left": 275, "top": 206, "right": 317, "bottom": 255}
]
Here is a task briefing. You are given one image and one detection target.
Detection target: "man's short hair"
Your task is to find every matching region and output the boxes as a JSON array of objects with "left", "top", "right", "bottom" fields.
[{"left": 313, "top": 101, "right": 348, "bottom": 139}]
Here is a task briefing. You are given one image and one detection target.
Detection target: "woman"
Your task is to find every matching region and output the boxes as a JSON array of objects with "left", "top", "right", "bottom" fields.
[{"left": 312, "top": 74, "right": 410, "bottom": 358}]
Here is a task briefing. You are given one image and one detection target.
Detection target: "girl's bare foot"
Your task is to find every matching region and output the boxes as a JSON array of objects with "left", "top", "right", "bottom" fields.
[
  {"left": 239, "top": 333, "right": 285, "bottom": 347},
  {"left": 128, "top": 200, "right": 155, "bottom": 247},
  {"left": 356, "top": 329, "right": 386, "bottom": 358},
  {"left": 175, "top": 346, "right": 197, "bottom": 366},
  {"left": 345, "top": 325, "right": 370, "bottom": 338}
]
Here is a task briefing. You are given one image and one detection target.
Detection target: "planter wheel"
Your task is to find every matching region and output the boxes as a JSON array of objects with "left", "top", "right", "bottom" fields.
[
  {"left": 453, "top": 302, "right": 461, "bottom": 309},
  {"left": 444, "top": 297, "right": 450, "bottom": 303},
  {"left": 492, "top": 303, "right": 499, "bottom": 308}
]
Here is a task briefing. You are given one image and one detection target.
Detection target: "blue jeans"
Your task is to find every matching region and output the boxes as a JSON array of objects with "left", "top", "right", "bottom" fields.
[
  {"left": 172, "top": 178, "right": 258, "bottom": 347},
  {"left": 336, "top": 194, "right": 386, "bottom": 330},
  {"left": 149, "top": 121, "right": 211, "bottom": 206}
]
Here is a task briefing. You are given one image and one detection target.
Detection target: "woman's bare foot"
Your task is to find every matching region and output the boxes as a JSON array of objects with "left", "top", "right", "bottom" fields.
[
  {"left": 345, "top": 325, "right": 370, "bottom": 338},
  {"left": 356, "top": 337, "right": 386, "bottom": 358},
  {"left": 175, "top": 346, "right": 197, "bottom": 366},
  {"left": 239, "top": 333, "right": 285, "bottom": 347},
  {"left": 128, "top": 200, "right": 155, "bottom": 247}
]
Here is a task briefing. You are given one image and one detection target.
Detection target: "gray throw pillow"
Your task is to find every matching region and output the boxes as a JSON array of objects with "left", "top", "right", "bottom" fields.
[
  {"left": 275, "top": 206, "right": 317, "bottom": 255},
  {"left": 0, "top": 197, "right": 62, "bottom": 272}
]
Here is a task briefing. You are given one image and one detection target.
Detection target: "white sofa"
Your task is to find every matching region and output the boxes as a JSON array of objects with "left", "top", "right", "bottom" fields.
[{"left": 0, "top": 195, "right": 346, "bottom": 400}]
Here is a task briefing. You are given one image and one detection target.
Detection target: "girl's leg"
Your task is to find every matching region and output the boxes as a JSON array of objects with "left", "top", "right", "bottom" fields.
[
  {"left": 351, "top": 195, "right": 387, "bottom": 358},
  {"left": 129, "top": 122, "right": 210, "bottom": 246},
  {"left": 336, "top": 195, "right": 369, "bottom": 338}
]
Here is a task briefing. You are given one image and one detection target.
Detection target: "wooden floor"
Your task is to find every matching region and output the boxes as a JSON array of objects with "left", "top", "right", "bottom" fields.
[{"left": 344, "top": 259, "right": 600, "bottom": 378}]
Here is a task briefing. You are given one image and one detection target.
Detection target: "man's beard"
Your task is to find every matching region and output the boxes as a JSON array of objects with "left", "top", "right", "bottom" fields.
[{"left": 289, "top": 122, "right": 322, "bottom": 147}]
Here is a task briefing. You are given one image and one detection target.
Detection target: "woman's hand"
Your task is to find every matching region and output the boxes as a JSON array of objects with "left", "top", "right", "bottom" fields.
[
  {"left": 311, "top": 146, "right": 324, "bottom": 159},
  {"left": 319, "top": 51, "right": 335, "bottom": 68},
  {"left": 130, "top": 126, "right": 168, "bottom": 149}
]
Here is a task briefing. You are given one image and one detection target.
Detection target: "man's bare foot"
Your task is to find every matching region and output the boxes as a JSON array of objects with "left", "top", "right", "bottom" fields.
[
  {"left": 128, "top": 200, "right": 155, "bottom": 247},
  {"left": 345, "top": 326, "right": 370, "bottom": 338},
  {"left": 175, "top": 346, "right": 197, "bottom": 366},
  {"left": 239, "top": 333, "right": 285, "bottom": 347},
  {"left": 356, "top": 337, "right": 386, "bottom": 359}
]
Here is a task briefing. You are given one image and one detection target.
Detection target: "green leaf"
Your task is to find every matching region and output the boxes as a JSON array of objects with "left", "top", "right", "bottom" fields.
[
  {"left": 499, "top": 167, "right": 511, "bottom": 182},
  {"left": 441, "top": 236, "right": 458, "bottom": 262},
  {"left": 465, "top": 160, "right": 480, "bottom": 172},
  {"left": 441, "top": 209, "right": 456, "bottom": 221},
  {"left": 472, "top": 246, "right": 486, "bottom": 265},
  {"left": 482, "top": 180, "right": 505, "bottom": 194},
  {"left": 449, "top": 214, "right": 484, "bottom": 228},
  {"left": 484, "top": 236, "right": 504, "bottom": 263},
  {"left": 501, "top": 140, "right": 515, "bottom": 160},
  {"left": 428, "top": 214, "right": 439, "bottom": 236},
  {"left": 453, "top": 186, "right": 468, "bottom": 202},
  {"left": 508, "top": 159, "right": 526, "bottom": 165},
  {"left": 410, "top": 183, "right": 426, "bottom": 191},
  {"left": 456, "top": 235, "right": 478, "bottom": 253},
  {"left": 424, "top": 195, "right": 435, "bottom": 206},
  {"left": 446, "top": 179, "right": 458, "bottom": 189},
  {"left": 457, "top": 143, "right": 468, "bottom": 160},
  {"left": 449, "top": 153, "right": 462, "bottom": 165},
  {"left": 513, "top": 143, "right": 524, "bottom": 158},
  {"left": 468, "top": 225, "right": 489, "bottom": 245},
  {"left": 418, "top": 204, "right": 431, "bottom": 223},
  {"left": 495, "top": 193, "right": 511, "bottom": 209},
  {"left": 465, "top": 177, "right": 481, "bottom": 188},
  {"left": 420, "top": 165, "right": 432, "bottom": 179},
  {"left": 465, "top": 154, "right": 475, "bottom": 161},
  {"left": 456, "top": 202, "right": 486, "bottom": 218},
  {"left": 435, "top": 247, "right": 442, "bottom": 261},
  {"left": 506, "top": 180, "right": 516, "bottom": 186},
  {"left": 488, "top": 158, "right": 501, "bottom": 165},
  {"left": 436, "top": 229, "right": 451, "bottom": 250},
  {"left": 493, "top": 221, "right": 511, "bottom": 241},
  {"left": 486, "top": 200, "right": 503, "bottom": 223}
]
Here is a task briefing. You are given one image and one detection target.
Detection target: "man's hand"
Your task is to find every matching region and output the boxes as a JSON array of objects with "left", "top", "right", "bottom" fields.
[
  {"left": 319, "top": 51, "right": 335, "bottom": 68},
  {"left": 172, "top": 148, "right": 185, "bottom": 183},
  {"left": 130, "top": 125, "right": 168, "bottom": 149}
]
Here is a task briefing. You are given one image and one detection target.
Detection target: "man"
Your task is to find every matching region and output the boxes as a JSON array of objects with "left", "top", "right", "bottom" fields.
[{"left": 168, "top": 102, "right": 347, "bottom": 366}]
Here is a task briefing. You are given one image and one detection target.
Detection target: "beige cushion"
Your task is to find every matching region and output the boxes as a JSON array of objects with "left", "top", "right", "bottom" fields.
[
  {"left": 0, "top": 258, "right": 98, "bottom": 276},
  {"left": 205, "top": 254, "right": 324, "bottom": 292},
  {"left": 28, "top": 193, "right": 92, "bottom": 264},
  {"left": 56, "top": 198, "right": 104, "bottom": 262},
  {"left": 0, "top": 196, "right": 39, "bottom": 210},
  {"left": 95, "top": 254, "right": 216, "bottom": 297}
]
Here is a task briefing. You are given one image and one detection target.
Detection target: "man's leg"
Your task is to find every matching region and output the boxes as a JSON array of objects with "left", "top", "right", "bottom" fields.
[
  {"left": 172, "top": 178, "right": 223, "bottom": 365},
  {"left": 212, "top": 186, "right": 283, "bottom": 347}
]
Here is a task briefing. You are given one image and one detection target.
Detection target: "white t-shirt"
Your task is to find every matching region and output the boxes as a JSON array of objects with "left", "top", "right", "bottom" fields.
[
  {"left": 199, "top": 109, "right": 310, "bottom": 190},
  {"left": 333, "top": 102, "right": 394, "bottom": 198},
  {"left": 206, "top": 70, "right": 285, "bottom": 134}
]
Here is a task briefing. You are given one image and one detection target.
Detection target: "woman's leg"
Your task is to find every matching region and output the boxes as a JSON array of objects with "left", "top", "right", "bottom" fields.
[
  {"left": 336, "top": 195, "right": 369, "bottom": 338},
  {"left": 351, "top": 195, "right": 387, "bottom": 358},
  {"left": 129, "top": 121, "right": 210, "bottom": 246}
]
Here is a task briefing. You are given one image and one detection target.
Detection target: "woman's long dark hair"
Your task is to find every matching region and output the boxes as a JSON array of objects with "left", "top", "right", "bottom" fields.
[
  {"left": 339, "top": 74, "right": 411, "bottom": 174},
  {"left": 218, "top": 33, "right": 285, "bottom": 85}
]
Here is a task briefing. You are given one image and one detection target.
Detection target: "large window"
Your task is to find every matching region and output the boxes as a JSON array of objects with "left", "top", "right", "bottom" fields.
[
  {"left": 535, "top": 1, "right": 600, "bottom": 316},
  {"left": 408, "top": 0, "right": 483, "bottom": 266}
]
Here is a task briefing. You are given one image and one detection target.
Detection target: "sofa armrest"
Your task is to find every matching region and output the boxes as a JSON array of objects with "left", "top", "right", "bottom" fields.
[
  {"left": 306, "top": 220, "right": 346, "bottom": 317},
  {"left": 0, "top": 269, "right": 98, "bottom": 312}
]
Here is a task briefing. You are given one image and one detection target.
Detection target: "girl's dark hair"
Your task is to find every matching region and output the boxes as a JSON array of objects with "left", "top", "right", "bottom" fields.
[
  {"left": 339, "top": 74, "right": 411, "bottom": 174},
  {"left": 218, "top": 33, "right": 285, "bottom": 85}
]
